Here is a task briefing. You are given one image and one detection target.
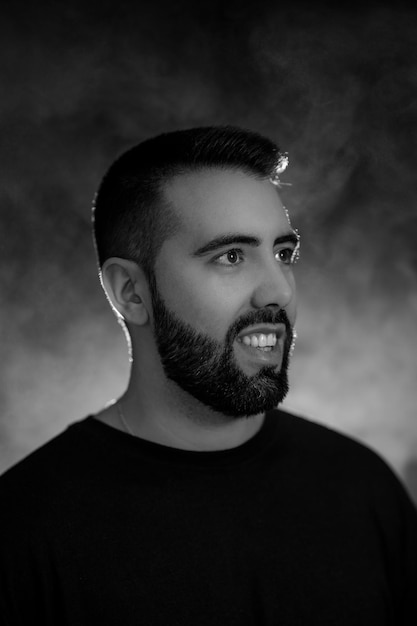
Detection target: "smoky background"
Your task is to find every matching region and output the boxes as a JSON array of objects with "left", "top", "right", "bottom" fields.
[{"left": 1, "top": 0, "right": 416, "bottom": 502}]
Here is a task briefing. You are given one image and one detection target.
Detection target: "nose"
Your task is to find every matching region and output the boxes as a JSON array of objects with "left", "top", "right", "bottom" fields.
[{"left": 250, "top": 262, "right": 295, "bottom": 311}]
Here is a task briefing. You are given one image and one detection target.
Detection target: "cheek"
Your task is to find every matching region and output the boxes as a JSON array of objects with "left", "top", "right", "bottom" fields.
[
  {"left": 288, "top": 278, "right": 297, "bottom": 325},
  {"left": 155, "top": 265, "right": 239, "bottom": 339}
]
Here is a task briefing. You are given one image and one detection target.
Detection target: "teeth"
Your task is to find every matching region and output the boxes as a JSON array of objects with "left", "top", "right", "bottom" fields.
[
  {"left": 267, "top": 334, "right": 276, "bottom": 346},
  {"left": 241, "top": 333, "right": 277, "bottom": 348},
  {"left": 258, "top": 334, "right": 267, "bottom": 347}
]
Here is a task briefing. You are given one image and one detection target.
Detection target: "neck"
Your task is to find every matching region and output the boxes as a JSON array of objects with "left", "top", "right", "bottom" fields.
[{"left": 118, "top": 363, "right": 265, "bottom": 451}]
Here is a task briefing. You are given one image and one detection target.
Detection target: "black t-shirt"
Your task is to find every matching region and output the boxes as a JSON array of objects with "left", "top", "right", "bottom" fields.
[{"left": 1, "top": 409, "right": 417, "bottom": 625}]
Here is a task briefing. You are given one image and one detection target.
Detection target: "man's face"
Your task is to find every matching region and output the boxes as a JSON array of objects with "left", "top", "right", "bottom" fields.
[{"left": 150, "top": 168, "right": 298, "bottom": 418}]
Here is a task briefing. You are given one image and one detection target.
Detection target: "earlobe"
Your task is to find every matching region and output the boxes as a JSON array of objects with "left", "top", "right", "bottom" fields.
[{"left": 100, "top": 258, "right": 150, "bottom": 325}]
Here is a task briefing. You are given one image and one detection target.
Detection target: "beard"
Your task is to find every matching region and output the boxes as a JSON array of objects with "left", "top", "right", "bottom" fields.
[{"left": 148, "top": 275, "right": 294, "bottom": 418}]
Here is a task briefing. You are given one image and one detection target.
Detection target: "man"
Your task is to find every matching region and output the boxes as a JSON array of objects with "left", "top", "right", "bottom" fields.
[{"left": 1, "top": 126, "right": 416, "bottom": 625}]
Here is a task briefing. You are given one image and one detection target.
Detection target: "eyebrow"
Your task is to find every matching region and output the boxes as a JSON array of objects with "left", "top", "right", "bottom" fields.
[{"left": 192, "top": 232, "right": 299, "bottom": 257}]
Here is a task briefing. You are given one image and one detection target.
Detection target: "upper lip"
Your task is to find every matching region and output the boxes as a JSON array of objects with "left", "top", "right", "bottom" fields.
[{"left": 237, "top": 324, "right": 285, "bottom": 339}]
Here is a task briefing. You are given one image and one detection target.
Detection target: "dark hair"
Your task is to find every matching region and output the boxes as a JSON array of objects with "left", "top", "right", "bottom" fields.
[{"left": 92, "top": 125, "right": 281, "bottom": 278}]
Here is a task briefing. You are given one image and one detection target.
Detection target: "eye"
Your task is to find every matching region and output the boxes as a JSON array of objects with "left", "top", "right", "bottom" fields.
[
  {"left": 275, "top": 246, "right": 298, "bottom": 265},
  {"left": 214, "top": 249, "right": 244, "bottom": 266}
]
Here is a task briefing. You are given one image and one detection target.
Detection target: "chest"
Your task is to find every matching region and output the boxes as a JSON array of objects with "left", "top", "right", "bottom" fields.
[{"left": 60, "top": 473, "right": 393, "bottom": 625}]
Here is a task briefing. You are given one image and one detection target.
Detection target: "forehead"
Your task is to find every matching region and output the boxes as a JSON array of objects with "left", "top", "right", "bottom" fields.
[{"left": 163, "top": 168, "right": 290, "bottom": 244}]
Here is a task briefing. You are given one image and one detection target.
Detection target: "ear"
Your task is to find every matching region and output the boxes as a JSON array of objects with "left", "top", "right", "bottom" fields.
[{"left": 100, "top": 257, "right": 150, "bottom": 326}]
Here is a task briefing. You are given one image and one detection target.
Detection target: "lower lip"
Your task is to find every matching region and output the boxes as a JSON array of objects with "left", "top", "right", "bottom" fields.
[{"left": 234, "top": 338, "right": 283, "bottom": 370}]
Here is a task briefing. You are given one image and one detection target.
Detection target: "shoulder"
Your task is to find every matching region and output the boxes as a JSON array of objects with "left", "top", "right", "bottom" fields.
[
  {"left": 272, "top": 408, "right": 416, "bottom": 513},
  {"left": 0, "top": 418, "right": 96, "bottom": 509},
  {"left": 274, "top": 407, "right": 392, "bottom": 468}
]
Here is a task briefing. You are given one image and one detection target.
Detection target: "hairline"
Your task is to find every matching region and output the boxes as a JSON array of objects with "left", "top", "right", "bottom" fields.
[{"left": 150, "top": 163, "right": 272, "bottom": 270}]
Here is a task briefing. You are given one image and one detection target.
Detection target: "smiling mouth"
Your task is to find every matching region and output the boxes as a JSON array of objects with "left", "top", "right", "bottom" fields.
[
  {"left": 235, "top": 331, "right": 284, "bottom": 367},
  {"left": 237, "top": 332, "right": 277, "bottom": 352}
]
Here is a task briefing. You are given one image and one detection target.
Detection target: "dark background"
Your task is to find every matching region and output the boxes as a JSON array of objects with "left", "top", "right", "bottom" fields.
[{"left": 1, "top": 0, "right": 416, "bottom": 501}]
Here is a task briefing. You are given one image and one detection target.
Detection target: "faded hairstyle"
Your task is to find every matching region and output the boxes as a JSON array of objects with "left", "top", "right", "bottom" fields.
[{"left": 92, "top": 125, "right": 280, "bottom": 278}]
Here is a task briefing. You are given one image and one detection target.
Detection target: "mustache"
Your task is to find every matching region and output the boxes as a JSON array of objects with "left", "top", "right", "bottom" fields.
[{"left": 226, "top": 308, "right": 292, "bottom": 344}]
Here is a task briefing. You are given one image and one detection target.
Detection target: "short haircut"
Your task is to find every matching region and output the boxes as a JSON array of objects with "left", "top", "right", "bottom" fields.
[{"left": 92, "top": 125, "right": 281, "bottom": 278}]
